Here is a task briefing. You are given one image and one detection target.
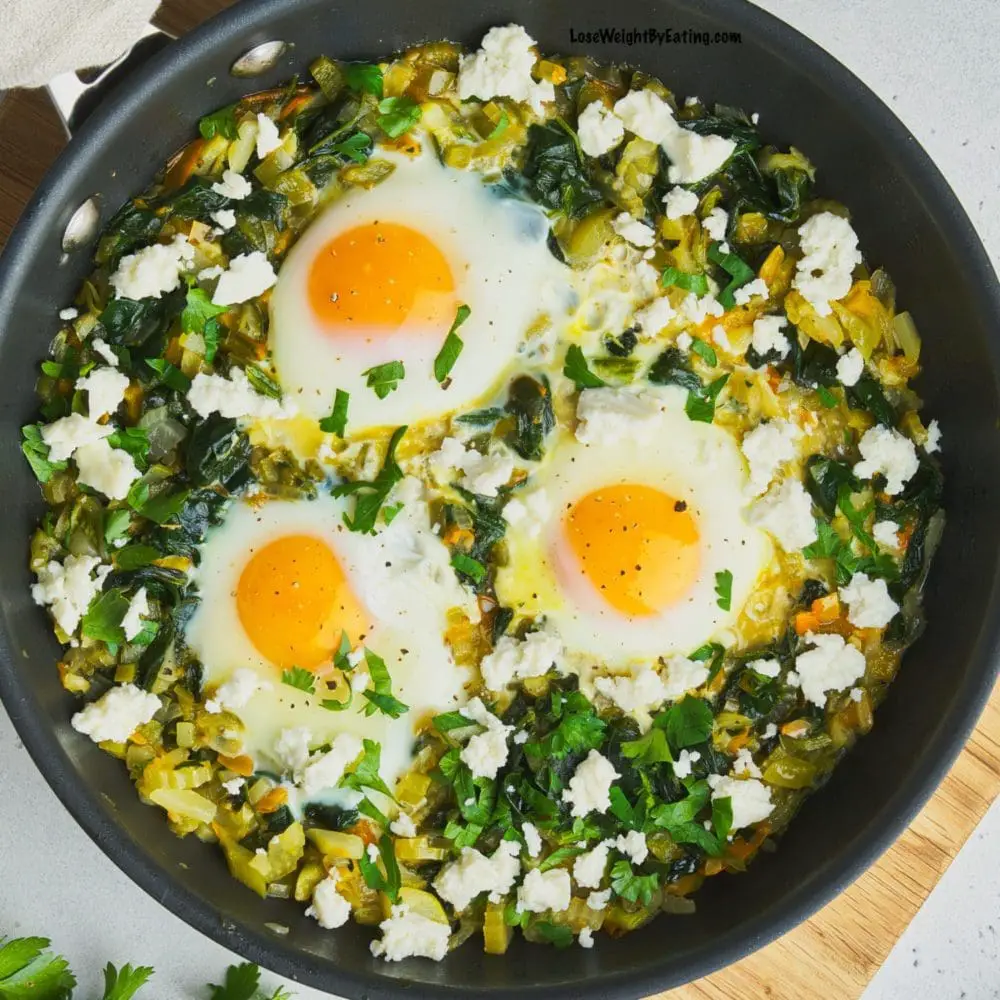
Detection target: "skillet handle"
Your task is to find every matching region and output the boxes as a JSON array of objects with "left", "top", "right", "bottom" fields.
[{"left": 46, "top": 23, "right": 175, "bottom": 136}]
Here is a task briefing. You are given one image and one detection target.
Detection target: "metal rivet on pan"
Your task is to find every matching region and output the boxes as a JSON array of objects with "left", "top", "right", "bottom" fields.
[
  {"left": 231, "top": 40, "right": 288, "bottom": 77},
  {"left": 62, "top": 197, "right": 100, "bottom": 252}
]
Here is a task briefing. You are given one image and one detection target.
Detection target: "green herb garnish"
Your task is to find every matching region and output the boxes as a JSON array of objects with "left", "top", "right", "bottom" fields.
[
  {"left": 661, "top": 267, "right": 709, "bottom": 295},
  {"left": 281, "top": 666, "right": 315, "bottom": 695},
  {"left": 362, "top": 360, "right": 405, "bottom": 399},
  {"left": 563, "top": 344, "right": 607, "bottom": 389},
  {"left": 434, "top": 304, "right": 471, "bottom": 382},
  {"left": 715, "top": 569, "right": 733, "bottom": 610},
  {"left": 376, "top": 96, "right": 421, "bottom": 138},
  {"left": 331, "top": 425, "right": 406, "bottom": 534},
  {"left": 319, "top": 389, "right": 349, "bottom": 436}
]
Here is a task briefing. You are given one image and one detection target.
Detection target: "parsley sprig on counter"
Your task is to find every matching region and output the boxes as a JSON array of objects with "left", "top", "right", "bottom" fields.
[{"left": 0, "top": 936, "right": 291, "bottom": 1000}]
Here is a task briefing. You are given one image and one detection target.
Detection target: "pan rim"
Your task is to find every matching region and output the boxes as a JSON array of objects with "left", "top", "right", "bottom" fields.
[{"left": 0, "top": 0, "right": 998, "bottom": 996}]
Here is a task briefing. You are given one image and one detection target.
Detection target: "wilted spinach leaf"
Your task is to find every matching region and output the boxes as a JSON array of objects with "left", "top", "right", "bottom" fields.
[
  {"left": 505, "top": 375, "right": 555, "bottom": 461},
  {"left": 648, "top": 348, "right": 702, "bottom": 392},
  {"left": 185, "top": 415, "right": 252, "bottom": 491},
  {"left": 95, "top": 201, "right": 162, "bottom": 267},
  {"left": 516, "top": 121, "right": 603, "bottom": 219}
]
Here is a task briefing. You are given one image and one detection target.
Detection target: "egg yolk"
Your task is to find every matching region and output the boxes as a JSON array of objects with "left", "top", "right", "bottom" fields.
[
  {"left": 236, "top": 534, "right": 368, "bottom": 670},
  {"left": 307, "top": 221, "right": 457, "bottom": 332},
  {"left": 562, "top": 484, "right": 700, "bottom": 617}
]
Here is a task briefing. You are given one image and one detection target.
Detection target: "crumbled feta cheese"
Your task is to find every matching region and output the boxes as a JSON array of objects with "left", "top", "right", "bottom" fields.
[
  {"left": 733, "top": 278, "right": 769, "bottom": 306},
  {"left": 32, "top": 554, "right": 110, "bottom": 636},
  {"left": 749, "top": 314, "right": 789, "bottom": 358},
  {"left": 732, "top": 747, "right": 762, "bottom": 779},
  {"left": 748, "top": 658, "right": 781, "bottom": 679},
  {"left": 612, "top": 212, "right": 656, "bottom": 247},
  {"left": 76, "top": 366, "right": 129, "bottom": 419},
  {"left": 306, "top": 876, "right": 351, "bottom": 929},
  {"left": 749, "top": 478, "right": 818, "bottom": 551},
  {"left": 786, "top": 669, "right": 801, "bottom": 688},
  {"left": 572, "top": 842, "right": 609, "bottom": 888},
  {"left": 663, "top": 186, "right": 699, "bottom": 220},
  {"left": 119, "top": 587, "right": 149, "bottom": 641},
  {"left": 513, "top": 730, "right": 529, "bottom": 745},
  {"left": 222, "top": 777, "right": 245, "bottom": 796},
  {"left": 187, "top": 369, "right": 289, "bottom": 420},
  {"left": 663, "top": 126, "right": 736, "bottom": 184},
  {"left": 521, "top": 822, "right": 542, "bottom": 858},
  {"left": 74, "top": 438, "right": 141, "bottom": 500},
  {"left": 516, "top": 867, "right": 572, "bottom": 913},
  {"left": 579, "top": 928, "right": 595, "bottom": 949},
  {"left": 577, "top": 101, "right": 625, "bottom": 157},
  {"left": 71, "top": 683, "right": 160, "bottom": 744},
  {"left": 434, "top": 841, "right": 520, "bottom": 912},
  {"left": 212, "top": 251, "right": 278, "bottom": 306},
  {"left": 459, "top": 697, "right": 512, "bottom": 780},
  {"left": 707, "top": 774, "right": 774, "bottom": 830},
  {"left": 678, "top": 291, "right": 725, "bottom": 327},
  {"left": 430, "top": 437, "right": 514, "bottom": 497},
  {"left": 791, "top": 212, "right": 863, "bottom": 317},
  {"left": 210, "top": 169, "right": 252, "bottom": 200},
  {"left": 836, "top": 347, "right": 864, "bottom": 387},
  {"left": 672, "top": 748, "right": 701, "bottom": 779},
  {"left": 370, "top": 904, "right": 451, "bottom": 961},
  {"left": 480, "top": 630, "right": 563, "bottom": 690},
  {"left": 703, "top": 207, "right": 728, "bottom": 242},
  {"left": 299, "top": 733, "right": 363, "bottom": 797},
  {"left": 458, "top": 447, "right": 515, "bottom": 497},
  {"left": 211, "top": 209, "right": 237, "bottom": 231},
  {"left": 390, "top": 812, "right": 417, "bottom": 838},
  {"left": 795, "top": 632, "right": 867, "bottom": 706},
  {"left": 90, "top": 337, "right": 118, "bottom": 367},
  {"left": 366, "top": 843, "right": 381, "bottom": 864},
  {"left": 503, "top": 489, "right": 551, "bottom": 538},
  {"left": 206, "top": 666, "right": 272, "bottom": 714},
  {"left": 751, "top": 112, "right": 760, "bottom": 124},
  {"left": 661, "top": 654, "right": 709, "bottom": 700},
  {"left": 273, "top": 726, "right": 312, "bottom": 774},
  {"left": 198, "top": 265, "right": 225, "bottom": 281},
  {"left": 594, "top": 666, "right": 668, "bottom": 717},
  {"left": 613, "top": 830, "right": 648, "bottom": 865},
  {"left": 741, "top": 419, "right": 802, "bottom": 495},
  {"left": 575, "top": 388, "right": 663, "bottom": 446},
  {"left": 40, "top": 412, "right": 111, "bottom": 462},
  {"left": 873, "top": 520, "right": 901, "bottom": 552},
  {"left": 562, "top": 750, "right": 619, "bottom": 818},
  {"left": 763, "top": 723, "right": 778, "bottom": 739},
  {"left": 850, "top": 687, "right": 864, "bottom": 703},
  {"left": 59, "top": 306, "right": 78, "bottom": 321},
  {"left": 109, "top": 235, "right": 194, "bottom": 300},
  {"left": 255, "top": 113, "right": 282, "bottom": 157},
  {"left": 925, "top": 419, "right": 942, "bottom": 454},
  {"left": 457, "top": 24, "right": 554, "bottom": 113},
  {"left": 853, "top": 425, "right": 919, "bottom": 495},
  {"left": 613, "top": 89, "right": 675, "bottom": 143},
  {"left": 840, "top": 571, "right": 900, "bottom": 629},
  {"left": 634, "top": 295, "right": 677, "bottom": 334},
  {"left": 676, "top": 331, "right": 693, "bottom": 351},
  {"left": 587, "top": 888, "right": 612, "bottom": 910}
]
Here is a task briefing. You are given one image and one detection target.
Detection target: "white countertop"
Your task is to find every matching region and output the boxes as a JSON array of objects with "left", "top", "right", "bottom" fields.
[{"left": 2, "top": 0, "right": 998, "bottom": 996}]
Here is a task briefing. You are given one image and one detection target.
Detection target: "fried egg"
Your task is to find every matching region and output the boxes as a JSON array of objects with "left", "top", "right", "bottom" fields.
[
  {"left": 185, "top": 480, "right": 473, "bottom": 790},
  {"left": 495, "top": 387, "right": 772, "bottom": 666},
  {"left": 269, "top": 149, "right": 570, "bottom": 431}
]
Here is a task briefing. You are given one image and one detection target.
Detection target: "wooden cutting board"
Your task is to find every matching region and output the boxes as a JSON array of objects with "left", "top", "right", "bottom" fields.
[{"left": 1, "top": 3, "right": 998, "bottom": 996}]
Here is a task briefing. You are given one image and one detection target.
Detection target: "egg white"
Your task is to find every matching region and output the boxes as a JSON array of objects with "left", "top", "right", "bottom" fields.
[
  {"left": 495, "top": 387, "right": 772, "bottom": 666},
  {"left": 185, "top": 481, "right": 474, "bottom": 792},
  {"left": 269, "top": 148, "right": 570, "bottom": 431}
]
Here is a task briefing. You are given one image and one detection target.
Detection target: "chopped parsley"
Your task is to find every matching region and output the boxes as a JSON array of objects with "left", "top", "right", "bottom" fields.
[
  {"left": 715, "top": 569, "right": 733, "bottom": 610},
  {"left": 690, "top": 338, "right": 718, "bottom": 366},
  {"left": 360, "top": 648, "right": 409, "bottom": 719},
  {"left": 319, "top": 389, "right": 349, "bottom": 436},
  {"left": 331, "top": 425, "right": 406, "bottom": 534},
  {"left": 434, "top": 304, "right": 471, "bottom": 383},
  {"left": 281, "top": 666, "right": 315, "bottom": 694},
  {"left": 376, "top": 96, "right": 421, "bottom": 138},
  {"left": 661, "top": 267, "right": 709, "bottom": 295},
  {"left": 339, "top": 737, "right": 394, "bottom": 799},
  {"left": 343, "top": 62, "right": 384, "bottom": 97},
  {"left": 362, "top": 360, "right": 405, "bottom": 399},
  {"left": 563, "top": 344, "right": 607, "bottom": 389},
  {"left": 685, "top": 372, "right": 729, "bottom": 422}
]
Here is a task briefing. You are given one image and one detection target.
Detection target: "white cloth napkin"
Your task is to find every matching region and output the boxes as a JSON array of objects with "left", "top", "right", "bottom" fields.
[{"left": 0, "top": 0, "right": 161, "bottom": 90}]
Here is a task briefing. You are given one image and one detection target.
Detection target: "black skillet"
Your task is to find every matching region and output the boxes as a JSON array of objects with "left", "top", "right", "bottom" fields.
[{"left": 0, "top": 0, "right": 998, "bottom": 996}]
